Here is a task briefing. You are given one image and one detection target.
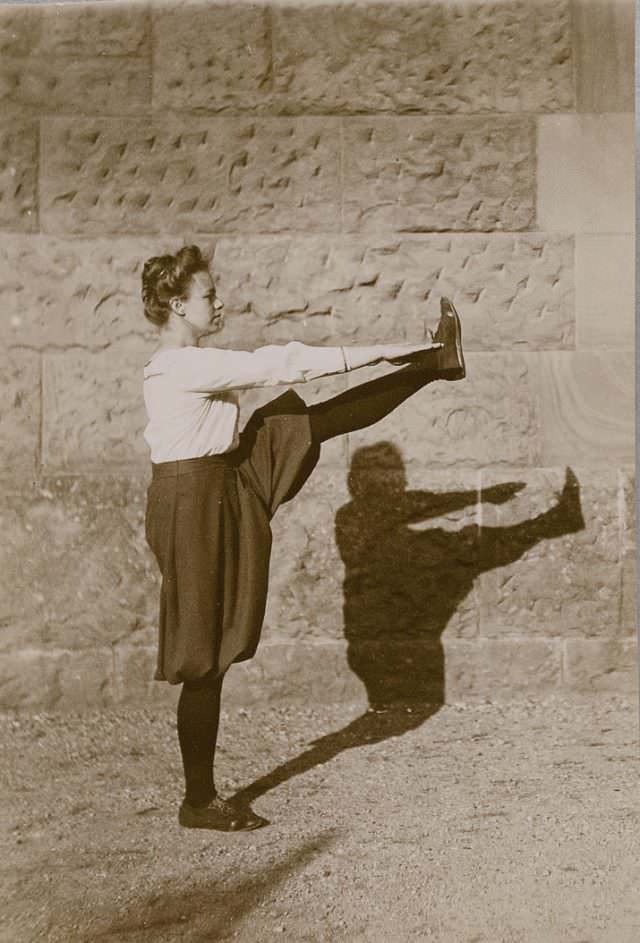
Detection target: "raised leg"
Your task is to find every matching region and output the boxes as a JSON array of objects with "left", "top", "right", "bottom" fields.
[
  {"left": 308, "top": 364, "right": 439, "bottom": 443},
  {"left": 308, "top": 298, "right": 465, "bottom": 443}
]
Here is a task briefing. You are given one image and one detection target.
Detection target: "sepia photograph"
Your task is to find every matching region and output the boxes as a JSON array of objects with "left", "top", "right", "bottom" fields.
[{"left": 0, "top": 0, "right": 637, "bottom": 939}]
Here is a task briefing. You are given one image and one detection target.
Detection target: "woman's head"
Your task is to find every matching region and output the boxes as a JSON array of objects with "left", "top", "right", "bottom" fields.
[{"left": 141, "top": 244, "right": 223, "bottom": 335}]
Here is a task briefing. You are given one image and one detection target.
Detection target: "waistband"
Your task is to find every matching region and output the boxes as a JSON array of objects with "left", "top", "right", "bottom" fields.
[{"left": 152, "top": 453, "right": 235, "bottom": 478}]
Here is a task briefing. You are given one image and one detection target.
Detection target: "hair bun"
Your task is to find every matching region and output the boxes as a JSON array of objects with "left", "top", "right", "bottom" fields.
[{"left": 140, "top": 245, "right": 209, "bottom": 328}]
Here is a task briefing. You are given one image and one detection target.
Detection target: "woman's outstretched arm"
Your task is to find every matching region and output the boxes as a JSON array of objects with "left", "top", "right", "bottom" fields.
[
  {"left": 181, "top": 340, "right": 442, "bottom": 393},
  {"left": 343, "top": 343, "right": 442, "bottom": 371}
]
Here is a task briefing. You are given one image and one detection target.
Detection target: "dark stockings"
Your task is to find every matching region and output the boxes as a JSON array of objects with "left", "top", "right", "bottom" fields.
[
  {"left": 177, "top": 670, "right": 225, "bottom": 807},
  {"left": 308, "top": 365, "right": 438, "bottom": 443}
]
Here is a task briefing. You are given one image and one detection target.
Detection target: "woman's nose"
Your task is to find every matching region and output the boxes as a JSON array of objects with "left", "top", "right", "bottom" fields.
[{"left": 213, "top": 298, "right": 223, "bottom": 310}]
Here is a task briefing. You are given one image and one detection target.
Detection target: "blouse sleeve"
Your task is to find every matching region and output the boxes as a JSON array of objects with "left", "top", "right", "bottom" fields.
[{"left": 177, "top": 342, "right": 348, "bottom": 393}]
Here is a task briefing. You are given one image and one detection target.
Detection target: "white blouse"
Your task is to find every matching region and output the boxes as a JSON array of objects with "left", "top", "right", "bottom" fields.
[{"left": 143, "top": 342, "right": 349, "bottom": 463}]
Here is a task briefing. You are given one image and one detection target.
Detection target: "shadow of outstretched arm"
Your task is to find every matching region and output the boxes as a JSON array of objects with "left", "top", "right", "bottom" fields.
[
  {"left": 402, "top": 488, "right": 476, "bottom": 523},
  {"left": 399, "top": 482, "right": 527, "bottom": 525}
]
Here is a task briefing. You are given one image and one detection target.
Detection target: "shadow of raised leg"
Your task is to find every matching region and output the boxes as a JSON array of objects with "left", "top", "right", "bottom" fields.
[
  {"left": 478, "top": 467, "right": 585, "bottom": 572},
  {"left": 232, "top": 703, "right": 441, "bottom": 806}
]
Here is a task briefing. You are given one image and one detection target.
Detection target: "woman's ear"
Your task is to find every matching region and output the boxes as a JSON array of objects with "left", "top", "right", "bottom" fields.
[{"left": 169, "top": 296, "right": 185, "bottom": 317}]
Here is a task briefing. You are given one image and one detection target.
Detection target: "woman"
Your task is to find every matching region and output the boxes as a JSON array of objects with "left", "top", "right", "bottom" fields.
[{"left": 142, "top": 245, "right": 465, "bottom": 831}]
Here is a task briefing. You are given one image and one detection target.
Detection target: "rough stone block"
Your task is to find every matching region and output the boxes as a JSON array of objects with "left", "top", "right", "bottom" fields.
[
  {"left": 272, "top": 0, "right": 573, "bottom": 114},
  {"left": 0, "top": 652, "right": 55, "bottom": 711},
  {"left": 478, "top": 468, "right": 623, "bottom": 638},
  {"left": 534, "top": 352, "right": 634, "bottom": 465},
  {"left": 40, "top": 118, "right": 341, "bottom": 236},
  {"left": 0, "top": 59, "right": 151, "bottom": 116},
  {"left": 0, "top": 235, "right": 165, "bottom": 350},
  {"left": 573, "top": 0, "right": 635, "bottom": 112},
  {"left": 211, "top": 235, "right": 350, "bottom": 349},
  {"left": 347, "top": 353, "right": 541, "bottom": 468},
  {"left": 0, "top": 231, "right": 575, "bottom": 354},
  {"left": 226, "top": 638, "right": 565, "bottom": 707},
  {"left": 115, "top": 641, "right": 369, "bottom": 711},
  {"left": 563, "top": 639, "right": 638, "bottom": 694},
  {"left": 445, "top": 638, "right": 563, "bottom": 701},
  {"left": 0, "top": 120, "right": 38, "bottom": 231},
  {"left": 222, "top": 641, "right": 366, "bottom": 708},
  {"left": 212, "top": 232, "right": 575, "bottom": 351},
  {"left": 42, "top": 341, "right": 151, "bottom": 472},
  {"left": 575, "top": 235, "right": 635, "bottom": 350},
  {"left": 51, "top": 649, "right": 116, "bottom": 712},
  {"left": 0, "top": 2, "right": 150, "bottom": 115},
  {"left": 619, "top": 469, "right": 635, "bottom": 555},
  {"left": 265, "top": 473, "right": 349, "bottom": 643},
  {"left": 31, "top": 2, "right": 149, "bottom": 58},
  {"left": 0, "top": 477, "right": 158, "bottom": 654},
  {"left": 537, "top": 116, "right": 634, "bottom": 233},
  {"left": 0, "top": 649, "right": 115, "bottom": 712},
  {"left": 0, "top": 350, "right": 40, "bottom": 477},
  {"left": 619, "top": 470, "right": 636, "bottom": 636},
  {"left": 0, "top": 3, "right": 42, "bottom": 57},
  {"left": 343, "top": 117, "right": 535, "bottom": 232},
  {"left": 113, "top": 645, "right": 179, "bottom": 708},
  {"left": 620, "top": 557, "right": 636, "bottom": 637},
  {"left": 153, "top": 1, "right": 273, "bottom": 113},
  {"left": 0, "top": 2, "right": 148, "bottom": 57}
]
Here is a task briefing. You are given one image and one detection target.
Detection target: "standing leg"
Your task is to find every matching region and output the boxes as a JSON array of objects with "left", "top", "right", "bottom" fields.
[
  {"left": 177, "top": 669, "right": 225, "bottom": 808},
  {"left": 177, "top": 670, "right": 267, "bottom": 831}
]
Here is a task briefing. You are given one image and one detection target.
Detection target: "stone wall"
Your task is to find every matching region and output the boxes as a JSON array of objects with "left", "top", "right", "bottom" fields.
[{"left": 0, "top": 0, "right": 635, "bottom": 711}]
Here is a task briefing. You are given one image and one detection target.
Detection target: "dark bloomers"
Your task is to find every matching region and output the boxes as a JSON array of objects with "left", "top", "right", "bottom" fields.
[{"left": 141, "top": 244, "right": 212, "bottom": 327}]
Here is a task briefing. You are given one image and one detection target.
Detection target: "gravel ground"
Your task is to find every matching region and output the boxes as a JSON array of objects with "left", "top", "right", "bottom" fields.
[{"left": 1, "top": 694, "right": 638, "bottom": 943}]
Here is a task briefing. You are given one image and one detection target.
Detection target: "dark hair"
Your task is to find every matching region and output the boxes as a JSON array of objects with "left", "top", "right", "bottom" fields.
[{"left": 141, "top": 244, "right": 211, "bottom": 327}]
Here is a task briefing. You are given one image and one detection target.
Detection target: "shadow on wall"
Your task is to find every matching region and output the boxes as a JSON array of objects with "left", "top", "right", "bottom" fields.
[{"left": 236, "top": 447, "right": 584, "bottom": 805}]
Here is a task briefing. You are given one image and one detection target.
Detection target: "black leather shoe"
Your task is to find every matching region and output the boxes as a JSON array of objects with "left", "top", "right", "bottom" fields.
[
  {"left": 432, "top": 297, "right": 466, "bottom": 380},
  {"left": 179, "top": 795, "right": 268, "bottom": 831}
]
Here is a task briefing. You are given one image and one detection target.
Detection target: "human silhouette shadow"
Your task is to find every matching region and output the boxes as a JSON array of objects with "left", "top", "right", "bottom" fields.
[{"left": 234, "top": 443, "right": 585, "bottom": 806}]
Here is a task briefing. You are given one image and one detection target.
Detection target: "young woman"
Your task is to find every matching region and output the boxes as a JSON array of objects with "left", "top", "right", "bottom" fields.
[{"left": 142, "top": 245, "right": 465, "bottom": 831}]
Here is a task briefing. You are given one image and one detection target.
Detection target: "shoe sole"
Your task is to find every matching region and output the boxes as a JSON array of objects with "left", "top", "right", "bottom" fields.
[
  {"left": 179, "top": 818, "right": 265, "bottom": 832},
  {"left": 178, "top": 806, "right": 267, "bottom": 831}
]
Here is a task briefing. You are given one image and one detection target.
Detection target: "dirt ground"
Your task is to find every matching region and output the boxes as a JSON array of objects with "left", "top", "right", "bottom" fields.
[{"left": 1, "top": 694, "right": 638, "bottom": 943}]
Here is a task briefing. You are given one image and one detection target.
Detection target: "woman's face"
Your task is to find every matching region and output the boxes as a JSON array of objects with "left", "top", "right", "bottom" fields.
[{"left": 177, "top": 270, "right": 224, "bottom": 337}]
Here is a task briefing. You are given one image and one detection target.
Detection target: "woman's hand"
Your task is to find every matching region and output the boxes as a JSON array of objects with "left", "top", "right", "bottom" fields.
[{"left": 383, "top": 342, "right": 443, "bottom": 366}]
